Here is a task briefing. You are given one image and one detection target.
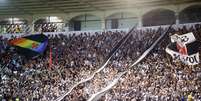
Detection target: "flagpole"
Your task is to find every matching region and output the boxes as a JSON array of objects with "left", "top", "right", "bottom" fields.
[{"left": 49, "top": 47, "right": 52, "bottom": 70}]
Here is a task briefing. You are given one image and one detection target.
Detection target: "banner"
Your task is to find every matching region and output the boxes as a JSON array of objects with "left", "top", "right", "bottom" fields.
[
  {"left": 170, "top": 32, "right": 196, "bottom": 44},
  {"left": 88, "top": 71, "right": 127, "bottom": 101},
  {"left": 166, "top": 47, "right": 199, "bottom": 65},
  {"left": 166, "top": 32, "right": 200, "bottom": 65},
  {"left": 87, "top": 25, "right": 173, "bottom": 101},
  {"left": 55, "top": 26, "right": 136, "bottom": 101},
  {"left": 130, "top": 26, "right": 172, "bottom": 67},
  {"left": 9, "top": 34, "right": 48, "bottom": 58}
]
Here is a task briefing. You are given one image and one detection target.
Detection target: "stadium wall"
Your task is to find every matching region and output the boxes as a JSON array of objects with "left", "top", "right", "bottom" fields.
[{"left": 0, "top": 2, "right": 201, "bottom": 32}]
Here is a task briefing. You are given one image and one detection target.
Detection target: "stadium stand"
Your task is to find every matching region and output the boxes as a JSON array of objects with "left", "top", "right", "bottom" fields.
[
  {"left": 0, "top": 24, "right": 201, "bottom": 100},
  {"left": 0, "top": 0, "right": 201, "bottom": 101}
]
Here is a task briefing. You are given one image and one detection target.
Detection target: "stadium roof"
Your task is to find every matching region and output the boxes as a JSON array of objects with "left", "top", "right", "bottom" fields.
[{"left": 0, "top": 0, "right": 198, "bottom": 15}]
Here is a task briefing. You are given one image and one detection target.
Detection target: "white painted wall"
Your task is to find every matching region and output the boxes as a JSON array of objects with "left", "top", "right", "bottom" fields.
[
  {"left": 81, "top": 20, "right": 101, "bottom": 31},
  {"left": 69, "top": 14, "right": 102, "bottom": 31},
  {"left": 105, "top": 12, "right": 138, "bottom": 29}
]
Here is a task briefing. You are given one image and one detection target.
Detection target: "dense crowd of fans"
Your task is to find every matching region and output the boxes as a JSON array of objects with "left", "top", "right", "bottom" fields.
[
  {"left": 0, "top": 24, "right": 201, "bottom": 101},
  {"left": 0, "top": 24, "right": 31, "bottom": 34},
  {"left": 34, "top": 23, "right": 59, "bottom": 32},
  {"left": 0, "top": 23, "right": 60, "bottom": 34}
]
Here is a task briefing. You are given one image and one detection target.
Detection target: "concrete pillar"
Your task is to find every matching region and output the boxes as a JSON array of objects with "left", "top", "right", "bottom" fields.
[
  {"left": 26, "top": 17, "right": 34, "bottom": 33},
  {"left": 175, "top": 12, "right": 180, "bottom": 25},
  {"left": 31, "top": 22, "right": 34, "bottom": 33},
  {"left": 64, "top": 20, "right": 69, "bottom": 32},
  {"left": 101, "top": 18, "right": 106, "bottom": 30},
  {"left": 138, "top": 17, "right": 143, "bottom": 27}
]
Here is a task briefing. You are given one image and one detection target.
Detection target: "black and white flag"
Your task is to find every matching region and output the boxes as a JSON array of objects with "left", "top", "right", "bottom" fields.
[{"left": 166, "top": 32, "right": 200, "bottom": 65}]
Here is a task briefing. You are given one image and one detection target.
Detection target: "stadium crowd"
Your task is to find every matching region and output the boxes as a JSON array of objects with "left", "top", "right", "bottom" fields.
[
  {"left": 34, "top": 23, "right": 58, "bottom": 32},
  {"left": 0, "top": 24, "right": 31, "bottom": 34},
  {"left": 0, "top": 23, "right": 58, "bottom": 34},
  {"left": 0, "top": 24, "right": 201, "bottom": 101}
]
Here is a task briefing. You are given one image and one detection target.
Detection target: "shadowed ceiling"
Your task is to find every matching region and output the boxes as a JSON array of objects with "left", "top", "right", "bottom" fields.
[{"left": 0, "top": 0, "right": 199, "bottom": 15}]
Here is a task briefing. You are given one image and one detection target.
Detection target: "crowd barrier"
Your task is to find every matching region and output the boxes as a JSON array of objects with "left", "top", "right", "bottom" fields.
[
  {"left": 0, "top": 29, "right": 130, "bottom": 39},
  {"left": 1, "top": 22, "right": 201, "bottom": 39}
]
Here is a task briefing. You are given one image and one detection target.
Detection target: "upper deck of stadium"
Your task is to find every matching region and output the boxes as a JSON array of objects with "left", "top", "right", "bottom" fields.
[{"left": 0, "top": 0, "right": 201, "bottom": 33}]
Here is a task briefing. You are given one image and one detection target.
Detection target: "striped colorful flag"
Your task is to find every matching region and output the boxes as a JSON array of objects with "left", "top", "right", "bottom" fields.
[{"left": 9, "top": 34, "right": 48, "bottom": 58}]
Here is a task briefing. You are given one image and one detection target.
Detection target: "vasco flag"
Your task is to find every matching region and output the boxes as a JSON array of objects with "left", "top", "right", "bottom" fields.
[
  {"left": 166, "top": 32, "right": 200, "bottom": 65},
  {"left": 9, "top": 34, "right": 48, "bottom": 58}
]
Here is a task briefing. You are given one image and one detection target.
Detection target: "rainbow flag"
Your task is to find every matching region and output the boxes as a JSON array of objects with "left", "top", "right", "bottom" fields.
[{"left": 9, "top": 34, "right": 48, "bottom": 57}]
